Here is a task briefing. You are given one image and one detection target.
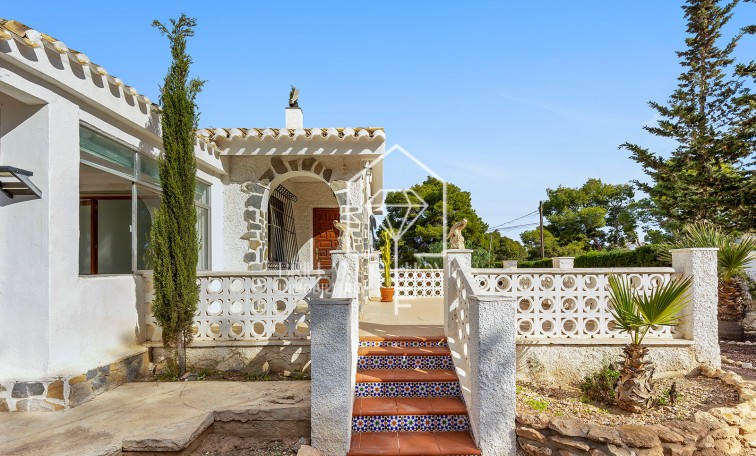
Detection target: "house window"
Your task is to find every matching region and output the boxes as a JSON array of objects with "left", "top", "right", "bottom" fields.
[{"left": 79, "top": 124, "right": 210, "bottom": 274}]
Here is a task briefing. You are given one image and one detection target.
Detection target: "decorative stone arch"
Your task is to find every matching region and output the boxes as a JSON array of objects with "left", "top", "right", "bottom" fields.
[{"left": 240, "top": 156, "right": 363, "bottom": 270}]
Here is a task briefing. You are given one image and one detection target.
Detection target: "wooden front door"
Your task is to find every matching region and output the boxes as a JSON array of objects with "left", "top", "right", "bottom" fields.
[{"left": 313, "top": 208, "right": 340, "bottom": 269}]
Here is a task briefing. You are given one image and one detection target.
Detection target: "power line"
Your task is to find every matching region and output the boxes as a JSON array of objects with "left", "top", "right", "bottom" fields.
[
  {"left": 489, "top": 210, "right": 539, "bottom": 230},
  {"left": 489, "top": 222, "right": 539, "bottom": 233}
]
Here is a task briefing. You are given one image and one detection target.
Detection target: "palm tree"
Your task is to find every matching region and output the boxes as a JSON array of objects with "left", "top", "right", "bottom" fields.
[
  {"left": 608, "top": 275, "right": 691, "bottom": 412},
  {"left": 674, "top": 222, "right": 755, "bottom": 323}
]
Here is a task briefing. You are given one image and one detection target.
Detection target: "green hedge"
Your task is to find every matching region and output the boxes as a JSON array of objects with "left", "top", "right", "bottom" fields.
[
  {"left": 518, "top": 258, "right": 553, "bottom": 268},
  {"left": 574, "top": 245, "right": 669, "bottom": 268}
]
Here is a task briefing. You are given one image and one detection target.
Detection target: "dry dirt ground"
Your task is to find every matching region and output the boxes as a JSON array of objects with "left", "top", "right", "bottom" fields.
[
  {"left": 720, "top": 342, "right": 756, "bottom": 380},
  {"left": 516, "top": 375, "right": 741, "bottom": 427}
]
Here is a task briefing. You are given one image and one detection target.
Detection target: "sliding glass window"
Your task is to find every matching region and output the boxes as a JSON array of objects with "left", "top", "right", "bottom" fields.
[{"left": 79, "top": 124, "right": 210, "bottom": 274}]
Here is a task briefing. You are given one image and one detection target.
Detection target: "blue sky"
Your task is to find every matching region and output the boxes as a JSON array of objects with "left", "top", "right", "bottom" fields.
[{"left": 5, "top": 1, "right": 754, "bottom": 238}]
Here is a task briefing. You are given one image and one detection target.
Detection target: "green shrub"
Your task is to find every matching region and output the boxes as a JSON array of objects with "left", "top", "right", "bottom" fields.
[
  {"left": 579, "top": 363, "right": 620, "bottom": 404},
  {"left": 574, "top": 245, "right": 669, "bottom": 268},
  {"left": 524, "top": 397, "right": 549, "bottom": 411},
  {"left": 518, "top": 258, "right": 553, "bottom": 268}
]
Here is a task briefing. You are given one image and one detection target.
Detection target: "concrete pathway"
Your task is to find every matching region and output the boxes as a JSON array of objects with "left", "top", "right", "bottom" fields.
[
  {"left": 359, "top": 297, "right": 444, "bottom": 338},
  {"left": 0, "top": 381, "right": 310, "bottom": 456}
]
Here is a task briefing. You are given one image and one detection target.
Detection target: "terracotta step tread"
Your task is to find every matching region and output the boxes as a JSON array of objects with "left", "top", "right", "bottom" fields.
[
  {"left": 360, "top": 335, "right": 447, "bottom": 342},
  {"left": 354, "top": 397, "right": 468, "bottom": 416},
  {"left": 348, "top": 431, "right": 481, "bottom": 455},
  {"left": 356, "top": 369, "right": 458, "bottom": 383},
  {"left": 358, "top": 346, "right": 452, "bottom": 356}
]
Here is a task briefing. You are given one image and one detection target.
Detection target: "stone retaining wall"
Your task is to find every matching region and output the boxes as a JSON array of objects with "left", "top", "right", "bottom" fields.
[
  {"left": 0, "top": 349, "right": 149, "bottom": 412},
  {"left": 516, "top": 367, "right": 756, "bottom": 456},
  {"left": 150, "top": 344, "right": 311, "bottom": 374}
]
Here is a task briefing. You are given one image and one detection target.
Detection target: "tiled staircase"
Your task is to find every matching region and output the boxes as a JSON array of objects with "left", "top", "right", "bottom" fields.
[{"left": 348, "top": 335, "right": 481, "bottom": 455}]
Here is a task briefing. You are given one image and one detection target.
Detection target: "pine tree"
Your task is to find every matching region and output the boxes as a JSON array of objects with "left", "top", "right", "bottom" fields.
[
  {"left": 621, "top": 0, "right": 755, "bottom": 233},
  {"left": 150, "top": 14, "right": 204, "bottom": 376}
]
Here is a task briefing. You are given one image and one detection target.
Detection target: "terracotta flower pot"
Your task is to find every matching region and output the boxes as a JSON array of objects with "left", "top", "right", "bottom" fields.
[{"left": 380, "top": 287, "right": 395, "bottom": 302}]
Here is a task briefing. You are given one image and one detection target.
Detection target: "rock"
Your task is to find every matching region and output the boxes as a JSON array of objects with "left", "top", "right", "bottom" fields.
[
  {"left": 296, "top": 445, "right": 322, "bottom": 456},
  {"left": 549, "top": 417, "right": 590, "bottom": 438},
  {"left": 700, "top": 364, "right": 718, "bottom": 378},
  {"left": 635, "top": 448, "right": 663, "bottom": 456},
  {"left": 180, "top": 373, "right": 198, "bottom": 381},
  {"left": 709, "top": 407, "right": 741, "bottom": 426},
  {"left": 549, "top": 435, "right": 590, "bottom": 452},
  {"left": 708, "top": 427, "right": 738, "bottom": 441},
  {"left": 69, "top": 374, "right": 87, "bottom": 385},
  {"left": 696, "top": 435, "right": 715, "bottom": 449},
  {"left": 713, "top": 436, "right": 742, "bottom": 455},
  {"left": 744, "top": 432, "right": 756, "bottom": 448},
  {"left": 606, "top": 444, "right": 633, "bottom": 456},
  {"left": 662, "top": 421, "right": 710, "bottom": 442},
  {"left": 558, "top": 450, "right": 583, "bottom": 456},
  {"left": 15, "top": 399, "right": 64, "bottom": 411},
  {"left": 647, "top": 425, "right": 684, "bottom": 444},
  {"left": 619, "top": 425, "right": 661, "bottom": 449},
  {"left": 517, "top": 426, "right": 546, "bottom": 444},
  {"left": 741, "top": 362, "right": 753, "bottom": 369},
  {"left": 518, "top": 439, "right": 553, "bottom": 456},
  {"left": 292, "top": 437, "right": 310, "bottom": 452},
  {"left": 721, "top": 370, "right": 742, "bottom": 386},
  {"left": 11, "top": 382, "right": 44, "bottom": 398},
  {"left": 69, "top": 381, "right": 94, "bottom": 407},
  {"left": 517, "top": 412, "right": 551, "bottom": 430},
  {"left": 693, "top": 412, "right": 726, "bottom": 431},
  {"left": 589, "top": 449, "right": 608, "bottom": 456},
  {"left": 661, "top": 443, "right": 694, "bottom": 456},
  {"left": 46, "top": 380, "right": 64, "bottom": 400},
  {"left": 586, "top": 425, "right": 623, "bottom": 445},
  {"left": 0, "top": 399, "right": 9, "bottom": 412}
]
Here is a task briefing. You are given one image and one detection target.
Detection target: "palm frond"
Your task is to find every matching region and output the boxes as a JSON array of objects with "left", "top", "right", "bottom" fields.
[
  {"left": 718, "top": 238, "right": 756, "bottom": 282},
  {"left": 607, "top": 276, "right": 644, "bottom": 335},
  {"left": 635, "top": 276, "right": 692, "bottom": 332}
]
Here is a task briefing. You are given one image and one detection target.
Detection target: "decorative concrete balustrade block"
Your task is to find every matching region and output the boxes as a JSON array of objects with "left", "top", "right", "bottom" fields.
[
  {"left": 331, "top": 251, "right": 359, "bottom": 300},
  {"left": 551, "top": 257, "right": 575, "bottom": 268},
  {"left": 367, "top": 252, "right": 381, "bottom": 300},
  {"left": 671, "top": 248, "right": 720, "bottom": 368},
  {"left": 468, "top": 295, "right": 517, "bottom": 455},
  {"left": 443, "top": 249, "right": 474, "bottom": 333}
]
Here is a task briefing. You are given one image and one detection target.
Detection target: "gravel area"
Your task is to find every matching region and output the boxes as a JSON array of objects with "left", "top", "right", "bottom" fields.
[
  {"left": 720, "top": 341, "right": 756, "bottom": 380},
  {"left": 516, "top": 375, "right": 741, "bottom": 427},
  {"left": 194, "top": 437, "right": 302, "bottom": 456}
]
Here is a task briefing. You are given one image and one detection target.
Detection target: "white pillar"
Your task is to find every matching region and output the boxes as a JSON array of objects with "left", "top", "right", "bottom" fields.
[
  {"left": 468, "top": 295, "right": 517, "bottom": 455},
  {"left": 551, "top": 257, "right": 575, "bottom": 268},
  {"left": 671, "top": 248, "right": 720, "bottom": 368},
  {"left": 310, "top": 251, "right": 359, "bottom": 455}
]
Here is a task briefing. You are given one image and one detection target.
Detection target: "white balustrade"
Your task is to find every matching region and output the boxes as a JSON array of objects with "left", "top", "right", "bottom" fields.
[
  {"left": 472, "top": 268, "right": 678, "bottom": 339},
  {"left": 390, "top": 269, "right": 444, "bottom": 297},
  {"left": 142, "top": 271, "right": 332, "bottom": 342}
]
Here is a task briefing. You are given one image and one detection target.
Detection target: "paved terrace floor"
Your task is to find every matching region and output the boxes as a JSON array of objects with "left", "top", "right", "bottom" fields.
[
  {"left": 0, "top": 381, "right": 310, "bottom": 456},
  {"left": 359, "top": 297, "right": 445, "bottom": 338}
]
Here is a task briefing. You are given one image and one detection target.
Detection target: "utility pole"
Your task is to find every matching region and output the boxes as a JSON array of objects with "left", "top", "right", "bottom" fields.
[{"left": 539, "top": 200, "right": 545, "bottom": 259}]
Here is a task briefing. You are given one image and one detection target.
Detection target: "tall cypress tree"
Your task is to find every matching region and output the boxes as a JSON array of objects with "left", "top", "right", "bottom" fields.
[
  {"left": 150, "top": 14, "right": 204, "bottom": 376},
  {"left": 621, "top": 0, "right": 755, "bottom": 233}
]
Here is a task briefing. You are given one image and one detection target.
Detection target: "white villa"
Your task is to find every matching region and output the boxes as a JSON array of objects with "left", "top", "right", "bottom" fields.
[
  {"left": 0, "top": 18, "right": 732, "bottom": 456},
  {"left": 0, "top": 18, "right": 382, "bottom": 404}
]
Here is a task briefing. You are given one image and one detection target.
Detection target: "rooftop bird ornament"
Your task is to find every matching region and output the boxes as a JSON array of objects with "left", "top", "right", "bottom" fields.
[
  {"left": 289, "top": 85, "right": 299, "bottom": 108},
  {"left": 448, "top": 218, "right": 468, "bottom": 250}
]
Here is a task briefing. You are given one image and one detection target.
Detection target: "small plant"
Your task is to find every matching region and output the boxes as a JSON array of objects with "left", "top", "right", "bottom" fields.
[
  {"left": 196, "top": 367, "right": 216, "bottom": 381},
  {"left": 289, "top": 370, "right": 310, "bottom": 380},
  {"left": 524, "top": 397, "right": 549, "bottom": 412},
  {"left": 157, "top": 355, "right": 181, "bottom": 381},
  {"left": 657, "top": 394, "right": 668, "bottom": 406},
  {"left": 579, "top": 362, "right": 620, "bottom": 404},
  {"left": 516, "top": 384, "right": 524, "bottom": 394},
  {"left": 246, "top": 370, "right": 274, "bottom": 381}
]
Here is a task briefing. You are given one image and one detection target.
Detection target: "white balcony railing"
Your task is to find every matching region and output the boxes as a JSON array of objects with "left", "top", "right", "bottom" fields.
[
  {"left": 390, "top": 269, "right": 444, "bottom": 297},
  {"left": 472, "top": 268, "right": 678, "bottom": 339},
  {"left": 142, "top": 271, "right": 332, "bottom": 343}
]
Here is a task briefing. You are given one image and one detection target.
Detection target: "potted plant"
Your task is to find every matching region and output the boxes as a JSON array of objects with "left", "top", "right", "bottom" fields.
[
  {"left": 607, "top": 274, "right": 691, "bottom": 412},
  {"left": 380, "top": 230, "right": 394, "bottom": 302}
]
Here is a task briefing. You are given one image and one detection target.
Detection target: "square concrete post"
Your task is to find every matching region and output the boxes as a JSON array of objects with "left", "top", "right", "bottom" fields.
[
  {"left": 551, "top": 257, "right": 575, "bottom": 268},
  {"left": 671, "top": 248, "right": 720, "bottom": 368},
  {"left": 310, "top": 251, "right": 360, "bottom": 455},
  {"left": 367, "top": 252, "right": 381, "bottom": 300},
  {"left": 467, "top": 295, "right": 517, "bottom": 455},
  {"left": 443, "top": 249, "right": 473, "bottom": 334}
]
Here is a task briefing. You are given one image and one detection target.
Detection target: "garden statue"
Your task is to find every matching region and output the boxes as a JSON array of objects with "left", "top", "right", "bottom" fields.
[
  {"left": 333, "top": 219, "right": 353, "bottom": 251},
  {"left": 448, "top": 218, "right": 468, "bottom": 249},
  {"left": 289, "top": 85, "right": 299, "bottom": 108}
]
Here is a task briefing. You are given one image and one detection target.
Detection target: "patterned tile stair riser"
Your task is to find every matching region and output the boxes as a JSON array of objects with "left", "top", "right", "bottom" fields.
[{"left": 348, "top": 336, "right": 481, "bottom": 456}]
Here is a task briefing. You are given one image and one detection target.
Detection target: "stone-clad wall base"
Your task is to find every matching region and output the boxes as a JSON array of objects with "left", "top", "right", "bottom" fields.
[
  {"left": 150, "top": 344, "right": 311, "bottom": 374},
  {"left": 516, "top": 367, "right": 756, "bottom": 456},
  {"left": 0, "top": 349, "right": 149, "bottom": 412}
]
